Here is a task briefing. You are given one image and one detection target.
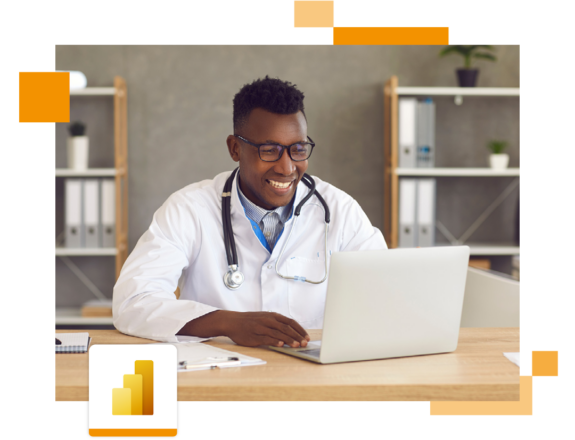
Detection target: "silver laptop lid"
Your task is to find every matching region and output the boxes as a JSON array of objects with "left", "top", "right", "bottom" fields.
[{"left": 320, "top": 246, "right": 470, "bottom": 364}]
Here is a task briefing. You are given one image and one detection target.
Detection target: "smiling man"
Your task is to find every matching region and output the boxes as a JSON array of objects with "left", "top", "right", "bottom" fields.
[{"left": 113, "top": 76, "right": 387, "bottom": 345}]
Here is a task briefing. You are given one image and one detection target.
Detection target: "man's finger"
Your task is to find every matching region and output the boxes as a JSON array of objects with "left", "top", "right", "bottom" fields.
[
  {"left": 272, "top": 314, "right": 309, "bottom": 340},
  {"left": 264, "top": 327, "right": 300, "bottom": 348},
  {"left": 265, "top": 319, "right": 306, "bottom": 346}
]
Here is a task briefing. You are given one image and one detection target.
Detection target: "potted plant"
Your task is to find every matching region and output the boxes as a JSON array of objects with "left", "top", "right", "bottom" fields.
[
  {"left": 438, "top": 45, "right": 497, "bottom": 87},
  {"left": 487, "top": 140, "right": 509, "bottom": 170}
]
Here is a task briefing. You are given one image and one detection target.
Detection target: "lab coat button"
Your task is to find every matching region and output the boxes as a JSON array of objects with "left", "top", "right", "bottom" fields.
[{"left": 267, "top": 265, "right": 273, "bottom": 269}]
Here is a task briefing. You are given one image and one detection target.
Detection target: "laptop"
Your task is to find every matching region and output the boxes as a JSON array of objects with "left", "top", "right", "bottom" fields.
[{"left": 268, "top": 246, "right": 470, "bottom": 364}]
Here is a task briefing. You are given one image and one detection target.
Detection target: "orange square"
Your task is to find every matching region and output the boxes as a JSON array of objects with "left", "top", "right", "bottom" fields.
[
  {"left": 19, "top": 72, "right": 70, "bottom": 122},
  {"left": 532, "top": 351, "right": 558, "bottom": 376},
  {"left": 294, "top": 1, "right": 333, "bottom": 28}
]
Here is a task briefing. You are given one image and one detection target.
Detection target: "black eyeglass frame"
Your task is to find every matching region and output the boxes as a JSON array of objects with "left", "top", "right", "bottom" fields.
[{"left": 235, "top": 135, "right": 315, "bottom": 162}]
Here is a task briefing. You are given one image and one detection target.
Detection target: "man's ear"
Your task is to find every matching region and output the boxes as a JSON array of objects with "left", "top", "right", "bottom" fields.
[{"left": 226, "top": 135, "right": 241, "bottom": 162}]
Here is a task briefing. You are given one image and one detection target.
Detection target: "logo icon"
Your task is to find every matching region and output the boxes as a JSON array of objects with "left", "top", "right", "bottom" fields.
[
  {"left": 89, "top": 345, "right": 176, "bottom": 437},
  {"left": 112, "top": 360, "right": 154, "bottom": 416}
]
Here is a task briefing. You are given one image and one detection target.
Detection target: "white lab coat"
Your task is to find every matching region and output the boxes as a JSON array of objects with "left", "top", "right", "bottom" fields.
[{"left": 113, "top": 170, "right": 387, "bottom": 342}]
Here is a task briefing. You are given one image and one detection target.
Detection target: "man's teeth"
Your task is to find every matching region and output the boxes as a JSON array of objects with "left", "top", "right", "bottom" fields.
[{"left": 269, "top": 180, "right": 292, "bottom": 189}]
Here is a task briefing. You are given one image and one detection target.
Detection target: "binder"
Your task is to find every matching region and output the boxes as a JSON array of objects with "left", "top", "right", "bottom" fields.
[
  {"left": 83, "top": 179, "right": 101, "bottom": 248},
  {"left": 65, "top": 179, "right": 83, "bottom": 248},
  {"left": 398, "top": 178, "right": 417, "bottom": 248},
  {"left": 398, "top": 98, "right": 417, "bottom": 168},
  {"left": 101, "top": 179, "right": 116, "bottom": 248},
  {"left": 416, "top": 178, "right": 436, "bottom": 247},
  {"left": 417, "top": 98, "right": 435, "bottom": 167}
]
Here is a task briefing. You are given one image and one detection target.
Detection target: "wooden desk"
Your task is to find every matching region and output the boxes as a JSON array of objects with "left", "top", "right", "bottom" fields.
[{"left": 56, "top": 328, "right": 519, "bottom": 401}]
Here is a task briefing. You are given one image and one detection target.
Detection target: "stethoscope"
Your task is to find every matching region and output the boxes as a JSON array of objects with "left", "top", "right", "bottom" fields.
[{"left": 222, "top": 167, "right": 331, "bottom": 290}]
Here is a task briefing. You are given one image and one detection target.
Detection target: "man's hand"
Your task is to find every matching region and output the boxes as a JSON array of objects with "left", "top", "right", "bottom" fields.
[
  {"left": 177, "top": 310, "right": 310, "bottom": 348},
  {"left": 221, "top": 311, "right": 310, "bottom": 347}
]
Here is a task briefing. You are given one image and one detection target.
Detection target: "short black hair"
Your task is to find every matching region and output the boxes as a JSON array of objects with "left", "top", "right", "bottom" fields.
[{"left": 233, "top": 76, "right": 306, "bottom": 133}]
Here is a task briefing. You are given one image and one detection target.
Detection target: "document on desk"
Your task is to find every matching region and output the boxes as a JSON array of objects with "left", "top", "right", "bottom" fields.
[
  {"left": 503, "top": 352, "right": 520, "bottom": 367},
  {"left": 171, "top": 343, "right": 266, "bottom": 372}
]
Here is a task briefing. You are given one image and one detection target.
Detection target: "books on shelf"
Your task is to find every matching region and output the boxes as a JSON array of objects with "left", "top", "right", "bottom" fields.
[
  {"left": 399, "top": 97, "right": 435, "bottom": 168},
  {"left": 399, "top": 178, "right": 436, "bottom": 248},
  {"left": 64, "top": 178, "right": 115, "bottom": 249}
]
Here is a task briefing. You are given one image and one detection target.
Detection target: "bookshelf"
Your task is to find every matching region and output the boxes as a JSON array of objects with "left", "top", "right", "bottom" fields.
[
  {"left": 383, "top": 76, "right": 520, "bottom": 257},
  {"left": 56, "top": 76, "right": 128, "bottom": 326}
]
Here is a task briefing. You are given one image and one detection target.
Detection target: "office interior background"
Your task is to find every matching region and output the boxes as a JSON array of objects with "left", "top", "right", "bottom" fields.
[{"left": 55, "top": 45, "right": 519, "bottom": 319}]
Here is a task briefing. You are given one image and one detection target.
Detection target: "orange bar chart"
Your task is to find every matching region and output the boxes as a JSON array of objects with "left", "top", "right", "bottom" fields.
[{"left": 135, "top": 361, "right": 154, "bottom": 415}]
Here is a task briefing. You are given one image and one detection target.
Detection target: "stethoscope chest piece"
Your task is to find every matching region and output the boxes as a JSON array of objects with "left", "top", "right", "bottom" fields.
[{"left": 223, "top": 265, "right": 244, "bottom": 290}]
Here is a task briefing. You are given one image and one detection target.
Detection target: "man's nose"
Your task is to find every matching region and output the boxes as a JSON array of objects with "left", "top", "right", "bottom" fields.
[{"left": 273, "top": 147, "right": 296, "bottom": 175}]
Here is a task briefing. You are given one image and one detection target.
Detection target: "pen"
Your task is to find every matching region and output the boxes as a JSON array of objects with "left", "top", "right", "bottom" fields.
[
  {"left": 179, "top": 357, "right": 241, "bottom": 370},
  {"left": 56, "top": 338, "right": 62, "bottom": 345}
]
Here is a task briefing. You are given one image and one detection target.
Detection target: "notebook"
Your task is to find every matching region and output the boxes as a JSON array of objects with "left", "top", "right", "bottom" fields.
[{"left": 56, "top": 332, "right": 91, "bottom": 353}]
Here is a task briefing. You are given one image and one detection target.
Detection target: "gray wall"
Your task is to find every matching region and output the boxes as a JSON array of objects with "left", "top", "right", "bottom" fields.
[{"left": 55, "top": 45, "right": 519, "bottom": 306}]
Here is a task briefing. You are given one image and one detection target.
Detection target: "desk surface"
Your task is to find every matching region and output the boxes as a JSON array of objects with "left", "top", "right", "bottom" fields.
[{"left": 56, "top": 328, "right": 519, "bottom": 401}]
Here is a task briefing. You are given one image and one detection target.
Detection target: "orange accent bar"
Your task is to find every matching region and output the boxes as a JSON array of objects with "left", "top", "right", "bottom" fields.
[
  {"left": 89, "top": 429, "right": 177, "bottom": 437},
  {"left": 532, "top": 351, "right": 558, "bottom": 376},
  {"left": 430, "top": 376, "right": 531, "bottom": 415},
  {"left": 135, "top": 360, "right": 154, "bottom": 415},
  {"left": 19, "top": 72, "right": 70, "bottom": 122},
  {"left": 334, "top": 27, "right": 449, "bottom": 45}
]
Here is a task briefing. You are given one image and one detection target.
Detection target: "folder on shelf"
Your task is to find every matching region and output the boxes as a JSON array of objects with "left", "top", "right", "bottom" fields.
[
  {"left": 416, "top": 98, "right": 435, "bottom": 168},
  {"left": 399, "top": 178, "right": 417, "bottom": 248},
  {"left": 65, "top": 179, "right": 83, "bottom": 248},
  {"left": 101, "top": 179, "right": 116, "bottom": 248},
  {"left": 398, "top": 98, "right": 417, "bottom": 168},
  {"left": 83, "top": 179, "right": 101, "bottom": 248},
  {"left": 416, "top": 178, "right": 436, "bottom": 247}
]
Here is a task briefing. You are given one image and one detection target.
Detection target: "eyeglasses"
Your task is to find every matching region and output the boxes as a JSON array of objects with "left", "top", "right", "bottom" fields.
[{"left": 235, "top": 135, "right": 315, "bottom": 162}]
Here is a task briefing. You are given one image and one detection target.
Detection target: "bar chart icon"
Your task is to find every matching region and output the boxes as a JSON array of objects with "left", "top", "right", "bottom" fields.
[{"left": 112, "top": 360, "right": 153, "bottom": 416}]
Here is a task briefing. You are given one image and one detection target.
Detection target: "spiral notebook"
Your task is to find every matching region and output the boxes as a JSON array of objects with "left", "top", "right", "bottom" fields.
[{"left": 56, "top": 332, "right": 91, "bottom": 353}]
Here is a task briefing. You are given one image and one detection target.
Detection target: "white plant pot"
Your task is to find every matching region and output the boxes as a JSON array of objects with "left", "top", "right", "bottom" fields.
[
  {"left": 67, "top": 136, "right": 89, "bottom": 170},
  {"left": 489, "top": 153, "right": 509, "bottom": 170}
]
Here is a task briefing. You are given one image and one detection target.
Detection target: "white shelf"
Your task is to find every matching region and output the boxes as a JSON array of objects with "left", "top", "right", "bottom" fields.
[
  {"left": 429, "top": 243, "right": 519, "bottom": 256},
  {"left": 70, "top": 87, "right": 116, "bottom": 96},
  {"left": 56, "top": 168, "right": 117, "bottom": 177},
  {"left": 395, "top": 87, "right": 519, "bottom": 97},
  {"left": 56, "top": 307, "right": 113, "bottom": 325},
  {"left": 395, "top": 168, "right": 520, "bottom": 177},
  {"left": 56, "top": 248, "right": 118, "bottom": 256}
]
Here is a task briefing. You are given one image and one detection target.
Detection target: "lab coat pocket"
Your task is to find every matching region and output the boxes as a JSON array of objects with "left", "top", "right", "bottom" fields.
[{"left": 286, "top": 256, "right": 328, "bottom": 326}]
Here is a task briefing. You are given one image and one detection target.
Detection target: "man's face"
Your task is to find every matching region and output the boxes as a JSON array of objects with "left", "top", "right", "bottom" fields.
[{"left": 227, "top": 108, "right": 308, "bottom": 210}]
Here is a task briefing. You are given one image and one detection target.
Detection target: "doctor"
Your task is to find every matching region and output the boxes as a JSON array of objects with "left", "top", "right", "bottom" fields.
[{"left": 113, "top": 76, "right": 387, "bottom": 346}]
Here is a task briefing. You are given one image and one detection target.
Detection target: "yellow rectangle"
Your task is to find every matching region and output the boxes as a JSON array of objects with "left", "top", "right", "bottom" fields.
[
  {"left": 334, "top": 27, "right": 449, "bottom": 45},
  {"left": 532, "top": 351, "right": 558, "bottom": 376},
  {"left": 294, "top": 1, "right": 333, "bottom": 27},
  {"left": 135, "top": 360, "right": 154, "bottom": 415},
  {"left": 19, "top": 72, "right": 70, "bottom": 122},
  {"left": 123, "top": 374, "right": 143, "bottom": 415},
  {"left": 112, "top": 388, "right": 131, "bottom": 415}
]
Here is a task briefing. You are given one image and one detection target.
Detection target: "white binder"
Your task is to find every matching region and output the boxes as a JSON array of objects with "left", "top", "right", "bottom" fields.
[
  {"left": 65, "top": 179, "right": 83, "bottom": 248},
  {"left": 101, "top": 179, "right": 116, "bottom": 248},
  {"left": 399, "top": 178, "right": 417, "bottom": 248},
  {"left": 83, "top": 179, "right": 100, "bottom": 248},
  {"left": 398, "top": 98, "right": 417, "bottom": 168},
  {"left": 417, "top": 179, "right": 436, "bottom": 247}
]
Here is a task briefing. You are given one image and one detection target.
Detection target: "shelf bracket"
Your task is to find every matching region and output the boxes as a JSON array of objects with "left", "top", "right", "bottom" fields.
[
  {"left": 58, "top": 256, "right": 108, "bottom": 302},
  {"left": 435, "top": 177, "right": 519, "bottom": 245}
]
